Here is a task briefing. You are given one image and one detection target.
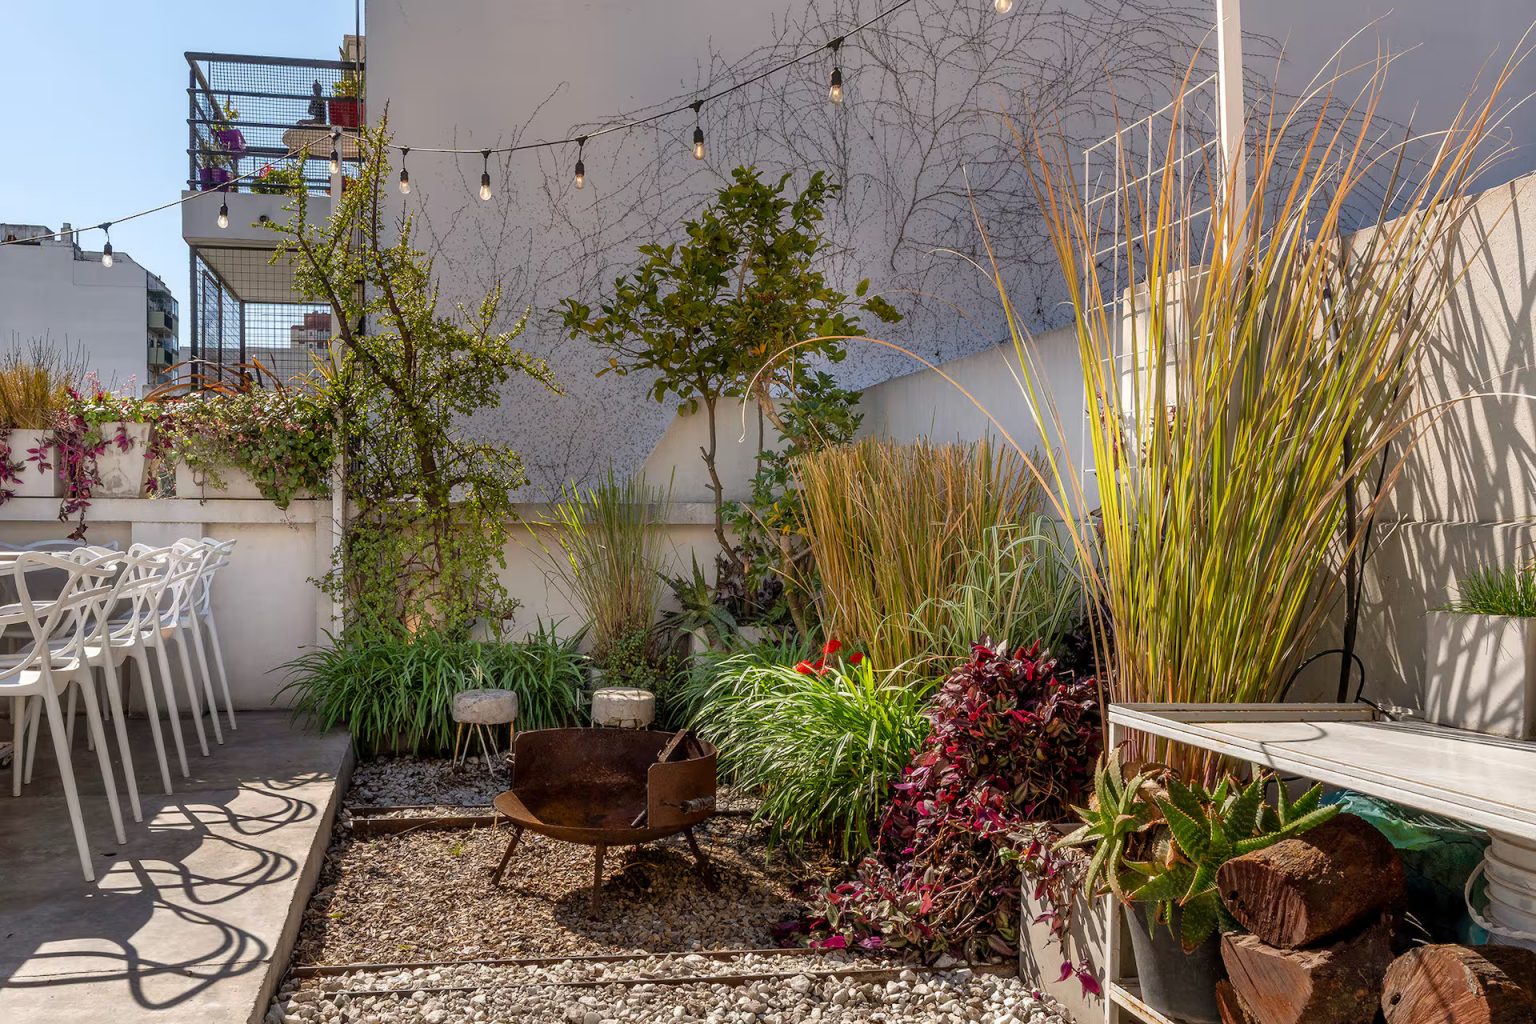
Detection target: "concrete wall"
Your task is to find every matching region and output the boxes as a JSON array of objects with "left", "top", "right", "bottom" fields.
[{"left": 0, "top": 232, "right": 160, "bottom": 391}]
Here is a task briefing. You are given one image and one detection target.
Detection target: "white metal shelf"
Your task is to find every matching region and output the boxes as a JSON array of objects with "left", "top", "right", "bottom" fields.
[{"left": 1099, "top": 702, "right": 1536, "bottom": 1023}]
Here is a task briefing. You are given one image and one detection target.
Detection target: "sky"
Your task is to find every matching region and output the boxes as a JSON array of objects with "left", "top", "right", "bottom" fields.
[{"left": 0, "top": 1, "right": 359, "bottom": 349}]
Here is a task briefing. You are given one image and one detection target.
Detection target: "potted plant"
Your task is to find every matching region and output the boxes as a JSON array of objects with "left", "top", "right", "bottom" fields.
[
  {"left": 1424, "top": 561, "right": 1536, "bottom": 738},
  {"left": 165, "top": 388, "right": 332, "bottom": 507},
  {"left": 660, "top": 554, "right": 737, "bottom": 657},
  {"left": 251, "top": 162, "right": 306, "bottom": 195},
  {"left": 328, "top": 58, "right": 365, "bottom": 128},
  {"left": 62, "top": 386, "right": 168, "bottom": 499},
  {"left": 212, "top": 100, "right": 245, "bottom": 158},
  {"left": 0, "top": 350, "right": 72, "bottom": 500},
  {"left": 1056, "top": 752, "right": 1339, "bottom": 1023},
  {"left": 197, "top": 141, "right": 234, "bottom": 191}
]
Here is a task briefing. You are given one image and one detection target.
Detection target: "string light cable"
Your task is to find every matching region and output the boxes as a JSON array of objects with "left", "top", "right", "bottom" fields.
[{"left": 2, "top": 0, "right": 948, "bottom": 248}]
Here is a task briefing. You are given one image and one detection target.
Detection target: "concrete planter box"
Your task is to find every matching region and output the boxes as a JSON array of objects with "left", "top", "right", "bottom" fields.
[
  {"left": 1424, "top": 610, "right": 1536, "bottom": 738},
  {"left": 94, "top": 421, "right": 152, "bottom": 497},
  {"left": 1020, "top": 857, "right": 1110, "bottom": 1024},
  {"left": 175, "top": 462, "right": 269, "bottom": 501},
  {"left": 3, "top": 429, "right": 60, "bottom": 498}
]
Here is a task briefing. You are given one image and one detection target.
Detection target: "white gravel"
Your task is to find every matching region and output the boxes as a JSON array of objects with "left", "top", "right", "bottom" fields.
[{"left": 267, "top": 952, "right": 1066, "bottom": 1023}]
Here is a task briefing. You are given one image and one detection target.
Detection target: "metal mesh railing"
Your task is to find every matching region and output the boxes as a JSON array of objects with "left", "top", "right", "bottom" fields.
[
  {"left": 190, "top": 249, "right": 332, "bottom": 384},
  {"left": 187, "top": 51, "right": 363, "bottom": 195}
]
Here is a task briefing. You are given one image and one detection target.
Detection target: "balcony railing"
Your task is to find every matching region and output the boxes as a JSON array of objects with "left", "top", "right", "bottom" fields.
[{"left": 186, "top": 51, "right": 364, "bottom": 196}]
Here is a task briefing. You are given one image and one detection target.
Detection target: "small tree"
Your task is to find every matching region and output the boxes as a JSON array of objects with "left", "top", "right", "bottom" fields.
[
  {"left": 272, "top": 123, "right": 560, "bottom": 634},
  {"left": 560, "top": 167, "right": 898, "bottom": 615}
]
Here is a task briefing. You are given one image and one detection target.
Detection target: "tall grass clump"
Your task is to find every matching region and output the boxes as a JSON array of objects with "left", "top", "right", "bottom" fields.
[
  {"left": 689, "top": 648, "right": 932, "bottom": 859},
  {"left": 1445, "top": 562, "right": 1536, "bottom": 617},
  {"left": 538, "top": 470, "right": 670, "bottom": 668},
  {"left": 280, "top": 622, "right": 586, "bottom": 756},
  {"left": 0, "top": 343, "right": 78, "bottom": 428},
  {"left": 797, "top": 437, "right": 1041, "bottom": 673},
  {"left": 995, "top": 53, "right": 1526, "bottom": 775}
]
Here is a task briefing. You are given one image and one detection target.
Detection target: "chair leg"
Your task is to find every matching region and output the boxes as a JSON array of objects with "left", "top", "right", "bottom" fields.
[
  {"left": 11, "top": 695, "right": 24, "bottom": 796},
  {"left": 65, "top": 682, "right": 79, "bottom": 750},
  {"left": 139, "top": 646, "right": 189, "bottom": 777},
  {"left": 159, "top": 640, "right": 207, "bottom": 757},
  {"left": 452, "top": 722, "right": 465, "bottom": 766},
  {"left": 179, "top": 631, "right": 221, "bottom": 746},
  {"left": 40, "top": 685, "right": 95, "bottom": 882},
  {"left": 205, "top": 616, "right": 236, "bottom": 731},
  {"left": 24, "top": 696, "right": 41, "bottom": 784},
  {"left": 126, "top": 653, "right": 173, "bottom": 795},
  {"left": 475, "top": 724, "right": 496, "bottom": 768},
  {"left": 75, "top": 673, "right": 126, "bottom": 844},
  {"left": 490, "top": 824, "right": 524, "bottom": 885},
  {"left": 189, "top": 622, "right": 224, "bottom": 744},
  {"left": 590, "top": 843, "right": 607, "bottom": 915},
  {"left": 99, "top": 659, "right": 142, "bottom": 823}
]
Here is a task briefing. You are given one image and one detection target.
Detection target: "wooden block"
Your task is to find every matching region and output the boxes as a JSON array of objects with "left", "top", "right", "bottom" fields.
[
  {"left": 1216, "top": 979, "right": 1260, "bottom": 1024},
  {"left": 1218, "top": 814, "right": 1404, "bottom": 949},
  {"left": 1222, "top": 914, "right": 1393, "bottom": 1024},
  {"left": 1381, "top": 944, "right": 1536, "bottom": 1024}
]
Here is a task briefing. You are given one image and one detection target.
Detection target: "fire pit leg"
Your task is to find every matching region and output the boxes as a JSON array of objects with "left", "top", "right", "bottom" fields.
[
  {"left": 684, "top": 826, "right": 720, "bottom": 891},
  {"left": 490, "top": 824, "right": 525, "bottom": 885},
  {"left": 590, "top": 843, "right": 607, "bottom": 914}
]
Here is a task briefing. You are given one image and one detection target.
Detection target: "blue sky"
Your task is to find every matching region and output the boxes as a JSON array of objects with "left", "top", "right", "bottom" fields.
[{"left": 0, "top": 1, "right": 358, "bottom": 347}]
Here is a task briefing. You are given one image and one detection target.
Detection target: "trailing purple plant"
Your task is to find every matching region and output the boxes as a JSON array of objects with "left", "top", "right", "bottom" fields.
[{"left": 808, "top": 639, "right": 1101, "bottom": 966}]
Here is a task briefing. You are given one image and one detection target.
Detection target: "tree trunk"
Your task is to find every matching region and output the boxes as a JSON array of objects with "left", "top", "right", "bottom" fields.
[
  {"left": 1381, "top": 944, "right": 1536, "bottom": 1024},
  {"left": 1221, "top": 914, "right": 1393, "bottom": 1024},
  {"left": 1218, "top": 813, "right": 1404, "bottom": 948}
]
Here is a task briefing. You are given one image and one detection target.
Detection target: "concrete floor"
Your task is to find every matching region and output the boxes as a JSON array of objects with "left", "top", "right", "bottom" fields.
[{"left": 0, "top": 711, "right": 351, "bottom": 1024}]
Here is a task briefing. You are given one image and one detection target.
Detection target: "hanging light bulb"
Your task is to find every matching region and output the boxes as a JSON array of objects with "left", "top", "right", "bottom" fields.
[
  {"left": 399, "top": 146, "right": 411, "bottom": 194},
  {"left": 328, "top": 130, "right": 341, "bottom": 174},
  {"left": 479, "top": 149, "right": 493, "bottom": 201},
  {"left": 827, "top": 37, "right": 845, "bottom": 105},
  {"left": 100, "top": 223, "right": 113, "bottom": 268},
  {"left": 690, "top": 100, "right": 705, "bottom": 160},
  {"left": 217, "top": 198, "right": 230, "bottom": 229},
  {"left": 574, "top": 137, "right": 587, "bottom": 190},
  {"left": 994, "top": 0, "right": 1013, "bottom": 12}
]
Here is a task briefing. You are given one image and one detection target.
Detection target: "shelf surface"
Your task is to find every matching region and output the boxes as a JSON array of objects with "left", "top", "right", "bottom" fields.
[{"left": 1109, "top": 703, "right": 1536, "bottom": 839}]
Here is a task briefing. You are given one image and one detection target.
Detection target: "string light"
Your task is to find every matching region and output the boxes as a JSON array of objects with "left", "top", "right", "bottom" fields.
[
  {"left": 217, "top": 196, "right": 229, "bottom": 229},
  {"left": 100, "top": 223, "right": 113, "bottom": 268},
  {"left": 690, "top": 101, "right": 705, "bottom": 160},
  {"left": 399, "top": 146, "right": 411, "bottom": 194},
  {"left": 328, "top": 129, "right": 341, "bottom": 174},
  {"left": 827, "top": 37, "right": 845, "bottom": 105},
  {"left": 573, "top": 137, "right": 587, "bottom": 190},
  {"left": 994, "top": 0, "right": 1013, "bottom": 12},
  {"left": 479, "top": 149, "right": 493, "bottom": 200}
]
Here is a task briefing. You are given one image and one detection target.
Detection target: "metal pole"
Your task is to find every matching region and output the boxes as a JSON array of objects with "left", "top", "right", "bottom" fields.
[{"left": 1215, "top": 0, "right": 1248, "bottom": 236}]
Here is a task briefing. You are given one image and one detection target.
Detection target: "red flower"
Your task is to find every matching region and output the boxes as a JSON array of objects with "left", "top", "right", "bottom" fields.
[
  {"left": 848, "top": 651, "right": 865, "bottom": 666},
  {"left": 821, "top": 638, "right": 843, "bottom": 656},
  {"left": 794, "top": 660, "right": 816, "bottom": 676}
]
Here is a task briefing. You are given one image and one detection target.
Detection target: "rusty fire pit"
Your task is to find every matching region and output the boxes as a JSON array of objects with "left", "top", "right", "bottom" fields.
[{"left": 489, "top": 727, "right": 719, "bottom": 912}]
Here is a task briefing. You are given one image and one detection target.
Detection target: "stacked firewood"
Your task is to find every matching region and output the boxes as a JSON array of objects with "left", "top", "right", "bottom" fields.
[{"left": 1215, "top": 814, "right": 1405, "bottom": 1024}]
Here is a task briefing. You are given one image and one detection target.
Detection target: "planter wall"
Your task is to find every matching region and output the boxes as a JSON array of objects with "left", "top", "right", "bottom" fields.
[
  {"left": 174, "top": 462, "right": 276, "bottom": 501},
  {"left": 1423, "top": 610, "right": 1536, "bottom": 738},
  {"left": 3, "top": 429, "right": 60, "bottom": 498},
  {"left": 94, "top": 422, "right": 152, "bottom": 498}
]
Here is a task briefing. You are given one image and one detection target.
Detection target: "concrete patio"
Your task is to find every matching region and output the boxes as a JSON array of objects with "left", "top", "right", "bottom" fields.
[{"left": 0, "top": 711, "right": 351, "bottom": 1024}]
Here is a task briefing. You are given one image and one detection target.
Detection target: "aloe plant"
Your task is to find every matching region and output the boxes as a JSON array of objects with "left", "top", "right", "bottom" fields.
[{"left": 1059, "top": 752, "right": 1339, "bottom": 951}]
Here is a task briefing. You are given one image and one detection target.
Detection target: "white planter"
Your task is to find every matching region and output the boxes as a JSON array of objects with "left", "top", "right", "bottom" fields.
[
  {"left": 2, "top": 429, "right": 60, "bottom": 498},
  {"left": 1019, "top": 865, "right": 1111, "bottom": 1024},
  {"left": 1423, "top": 611, "right": 1536, "bottom": 738},
  {"left": 175, "top": 461, "right": 266, "bottom": 501},
  {"left": 94, "top": 421, "right": 152, "bottom": 497}
]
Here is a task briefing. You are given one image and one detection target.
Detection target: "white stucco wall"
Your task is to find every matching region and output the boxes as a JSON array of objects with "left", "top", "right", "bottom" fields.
[{"left": 0, "top": 232, "right": 160, "bottom": 392}]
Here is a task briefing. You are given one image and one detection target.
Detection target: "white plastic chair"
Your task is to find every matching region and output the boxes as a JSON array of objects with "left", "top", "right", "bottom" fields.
[
  {"left": 193, "top": 537, "right": 236, "bottom": 730},
  {"left": 111, "top": 544, "right": 192, "bottom": 781},
  {"left": 1, "top": 552, "right": 127, "bottom": 881}
]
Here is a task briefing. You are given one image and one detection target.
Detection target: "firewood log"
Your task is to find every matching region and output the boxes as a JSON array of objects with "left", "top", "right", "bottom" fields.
[
  {"left": 1215, "top": 979, "right": 1260, "bottom": 1024},
  {"left": 1221, "top": 914, "right": 1393, "bottom": 1024},
  {"left": 1217, "top": 813, "right": 1404, "bottom": 949},
  {"left": 1380, "top": 944, "right": 1536, "bottom": 1024}
]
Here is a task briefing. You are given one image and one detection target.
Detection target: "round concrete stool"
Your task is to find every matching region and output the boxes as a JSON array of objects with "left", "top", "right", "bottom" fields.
[
  {"left": 452, "top": 689, "right": 519, "bottom": 767},
  {"left": 591, "top": 687, "right": 656, "bottom": 729}
]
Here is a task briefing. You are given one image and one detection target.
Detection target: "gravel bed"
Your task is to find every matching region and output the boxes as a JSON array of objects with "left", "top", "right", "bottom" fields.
[{"left": 268, "top": 952, "right": 1064, "bottom": 1023}]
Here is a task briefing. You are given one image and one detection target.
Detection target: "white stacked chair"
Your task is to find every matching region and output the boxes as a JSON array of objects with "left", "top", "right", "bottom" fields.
[{"left": 1, "top": 551, "right": 128, "bottom": 881}]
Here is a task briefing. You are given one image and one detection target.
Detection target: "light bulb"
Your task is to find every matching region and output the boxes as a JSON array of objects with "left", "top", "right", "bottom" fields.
[
  {"left": 101, "top": 243, "right": 113, "bottom": 268},
  {"left": 574, "top": 159, "right": 586, "bottom": 190},
  {"left": 829, "top": 67, "right": 844, "bottom": 105},
  {"left": 480, "top": 172, "right": 492, "bottom": 201},
  {"left": 399, "top": 168, "right": 410, "bottom": 194},
  {"left": 217, "top": 201, "right": 229, "bottom": 229},
  {"left": 994, "top": 0, "right": 1013, "bottom": 11},
  {"left": 692, "top": 126, "right": 705, "bottom": 161},
  {"left": 328, "top": 149, "right": 340, "bottom": 174}
]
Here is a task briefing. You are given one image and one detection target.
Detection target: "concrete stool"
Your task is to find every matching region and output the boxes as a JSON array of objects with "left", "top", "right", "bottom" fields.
[
  {"left": 591, "top": 687, "right": 656, "bottom": 729},
  {"left": 452, "top": 689, "right": 519, "bottom": 767}
]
